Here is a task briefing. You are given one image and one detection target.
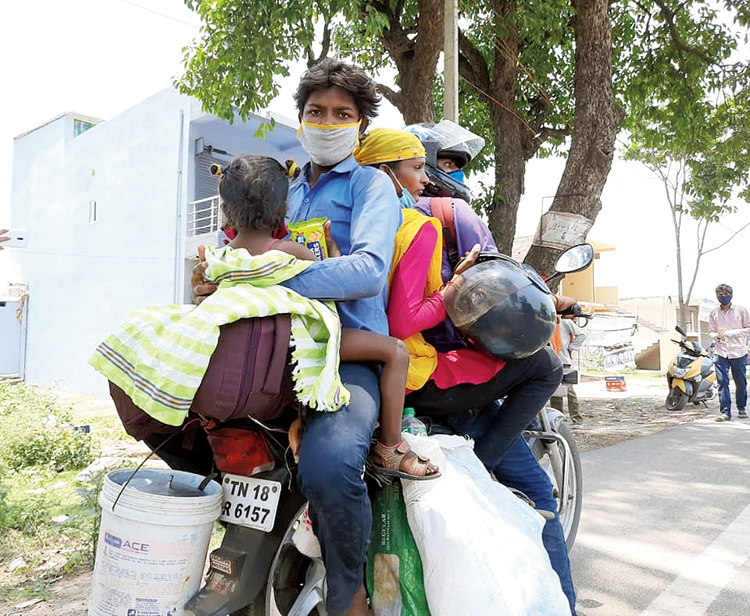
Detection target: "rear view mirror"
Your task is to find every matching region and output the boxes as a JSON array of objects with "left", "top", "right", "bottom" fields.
[{"left": 554, "top": 243, "right": 594, "bottom": 274}]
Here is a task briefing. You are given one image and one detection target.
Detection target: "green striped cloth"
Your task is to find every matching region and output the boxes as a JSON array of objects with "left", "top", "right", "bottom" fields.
[{"left": 89, "top": 246, "right": 349, "bottom": 426}]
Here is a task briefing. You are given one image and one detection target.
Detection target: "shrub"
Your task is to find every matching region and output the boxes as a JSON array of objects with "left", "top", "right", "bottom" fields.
[{"left": 0, "top": 383, "right": 94, "bottom": 471}]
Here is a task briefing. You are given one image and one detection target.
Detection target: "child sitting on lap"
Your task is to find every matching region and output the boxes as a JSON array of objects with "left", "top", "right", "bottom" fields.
[{"left": 211, "top": 155, "right": 439, "bottom": 480}]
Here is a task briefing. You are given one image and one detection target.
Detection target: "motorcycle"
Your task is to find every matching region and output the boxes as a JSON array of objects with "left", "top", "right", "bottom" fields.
[
  {"left": 185, "top": 244, "right": 593, "bottom": 615},
  {"left": 185, "top": 407, "right": 583, "bottom": 616},
  {"left": 665, "top": 324, "right": 716, "bottom": 411}
]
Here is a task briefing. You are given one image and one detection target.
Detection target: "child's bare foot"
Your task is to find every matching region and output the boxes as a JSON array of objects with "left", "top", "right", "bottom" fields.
[{"left": 370, "top": 440, "right": 441, "bottom": 480}]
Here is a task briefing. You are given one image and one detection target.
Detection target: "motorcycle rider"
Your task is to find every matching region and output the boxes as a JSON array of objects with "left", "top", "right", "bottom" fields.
[{"left": 358, "top": 124, "right": 577, "bottom": 613}]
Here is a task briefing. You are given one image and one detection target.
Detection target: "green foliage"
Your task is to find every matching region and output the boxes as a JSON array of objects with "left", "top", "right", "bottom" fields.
[
  {"left": 177, "top": 0, "right": 347, "bottom": 122},
  {"left": 0, "top": 383, "right": 94, "bottom": 472},
  {"left": 620, "top": 0, "right": 750, "bottom": 220}
]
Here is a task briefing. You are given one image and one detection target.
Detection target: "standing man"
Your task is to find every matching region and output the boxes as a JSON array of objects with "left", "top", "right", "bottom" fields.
[
  {"left": 550, "top": 318, "right": 587, "bottom": 424},
  {"left": 709, "top": 283, "right": 750, "bottom": 422}
]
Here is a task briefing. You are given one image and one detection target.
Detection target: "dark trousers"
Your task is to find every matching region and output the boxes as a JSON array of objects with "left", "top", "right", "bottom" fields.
[
  {"left": 406, "top": 346, "right": 563, "bottom": 465},
  {"left": 297, "top": 363, "right": 380, "bottom": 615}
]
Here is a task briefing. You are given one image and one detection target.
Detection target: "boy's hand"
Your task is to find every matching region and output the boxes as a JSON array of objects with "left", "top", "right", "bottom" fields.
[
  {"left": 191, "top": 245, "right": 217, "bottom": 304},
  {"left": 324, "top": 221, "right": 342, "bottom": 258},
  {"left": 454, "top": 244, "right": 481, "bottom": 276},
  {"left": 0, "top": 229, "right": 9, "bottom": 250},
  {"left": 553, "top": 294, "right": 578, "bottom": 314}
]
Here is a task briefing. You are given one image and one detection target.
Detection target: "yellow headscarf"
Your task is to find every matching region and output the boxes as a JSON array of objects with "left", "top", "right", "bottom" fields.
[
  {"left": 353, "top": 128, "right": 426, "bottom": 166},
  {"left": 389, "top": 208, "right": 444, "bottom": 391}
]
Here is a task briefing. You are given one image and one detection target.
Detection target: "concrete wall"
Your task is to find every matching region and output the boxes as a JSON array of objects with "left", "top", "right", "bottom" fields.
[
  {"left": 7, "top": 90, "right": 311, "bottom": 397},
  {"left": 9, "top": 89, "right": 192, "bottom": 396},
  {"left": 561, "top": 266, "right": 594, "bottom": 302}
]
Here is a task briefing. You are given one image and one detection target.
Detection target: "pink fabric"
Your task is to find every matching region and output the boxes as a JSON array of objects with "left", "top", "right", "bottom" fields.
[{"left": 388, "top": 223, "right": 505, "bottom": 391}]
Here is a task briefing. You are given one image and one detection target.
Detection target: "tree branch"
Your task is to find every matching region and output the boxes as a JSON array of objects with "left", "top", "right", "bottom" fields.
[
  {"left": 458, "top": 29, "right": 490, "bottom": 93},
  {"left": 652, "top": 0, "right": 718, "bottom": 67},
  {"left": 376, "top": 83, "right": 401, "bottom": 108},
  {"left": 702, "top": 220, "right": 750, "bottom": 255}
]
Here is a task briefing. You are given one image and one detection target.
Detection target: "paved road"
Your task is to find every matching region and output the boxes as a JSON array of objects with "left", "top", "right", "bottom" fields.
[{"left": 571, "top": 417, "right": 750, "bottom": 616}]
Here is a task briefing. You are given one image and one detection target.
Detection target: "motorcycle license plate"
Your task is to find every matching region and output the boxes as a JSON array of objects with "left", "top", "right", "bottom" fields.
[{"left": 219, "top": 473, "right": 281, "bottom": 532}]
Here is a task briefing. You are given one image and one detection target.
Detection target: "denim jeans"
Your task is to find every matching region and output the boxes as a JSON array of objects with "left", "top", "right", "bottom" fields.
[
  {"left": 715, "top": 354, "right": 747, "bottom": 418},
  {"left": 297, "top": 363, "right": 380, "bottom": 615},
  {"left": 440, "top": 401, "right": 576, "bottom": 614}
]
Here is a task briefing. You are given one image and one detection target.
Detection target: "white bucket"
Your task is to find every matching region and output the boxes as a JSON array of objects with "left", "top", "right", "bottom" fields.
[{"left": 89, "top": 468, "right": 222, "bottom": 616}]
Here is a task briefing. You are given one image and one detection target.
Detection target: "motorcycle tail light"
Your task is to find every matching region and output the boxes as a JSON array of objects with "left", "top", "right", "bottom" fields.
[{"left": 207, "top": 427, "right": 275, "bottom": 476}]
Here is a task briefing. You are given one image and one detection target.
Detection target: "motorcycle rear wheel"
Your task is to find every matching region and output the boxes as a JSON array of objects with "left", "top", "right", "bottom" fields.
[
  {"left": 235, "top": 505, "right": 326, "bottom": 616},
  {"left": 665, "top": 388, "right": 688, "bottom": 411}
]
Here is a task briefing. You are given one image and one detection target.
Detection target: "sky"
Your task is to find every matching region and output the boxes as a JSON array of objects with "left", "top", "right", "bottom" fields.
[{"left": 2, "top": 0, "right": 749, "bottom": 304}]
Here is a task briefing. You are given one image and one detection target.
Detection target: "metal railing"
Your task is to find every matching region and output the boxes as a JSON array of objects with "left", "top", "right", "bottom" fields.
[{"left": 187, "top": 195, "right": 223, "bottom": 237}]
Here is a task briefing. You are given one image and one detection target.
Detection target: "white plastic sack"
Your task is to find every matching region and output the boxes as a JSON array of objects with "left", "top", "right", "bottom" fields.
[{"left": 401, "top": 433, "right": 570, "bottom": 616}]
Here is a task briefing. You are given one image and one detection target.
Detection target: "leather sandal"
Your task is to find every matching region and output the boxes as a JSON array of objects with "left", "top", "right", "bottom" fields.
[{"left": 369, "top": 439, "right": 441, "bottom": 481}]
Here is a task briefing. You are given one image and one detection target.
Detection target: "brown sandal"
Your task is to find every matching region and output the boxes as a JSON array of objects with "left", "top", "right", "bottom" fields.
[{"left": 369, "top": 440, "right": 441, "bottom": 481}]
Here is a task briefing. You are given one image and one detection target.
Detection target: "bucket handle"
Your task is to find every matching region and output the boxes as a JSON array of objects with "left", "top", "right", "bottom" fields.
[{"left": 112, "top": 423, "right": 213, "bottom": 511}]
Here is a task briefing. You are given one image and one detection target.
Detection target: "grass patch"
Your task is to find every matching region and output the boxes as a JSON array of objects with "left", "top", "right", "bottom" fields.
[{"left": 0, "top": 382, "right": 108, "bottom": 604}]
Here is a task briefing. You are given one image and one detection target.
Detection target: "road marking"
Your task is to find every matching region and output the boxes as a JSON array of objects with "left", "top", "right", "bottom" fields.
[{"left": 640, "top": 502, "right": 750, "bottom": 616}]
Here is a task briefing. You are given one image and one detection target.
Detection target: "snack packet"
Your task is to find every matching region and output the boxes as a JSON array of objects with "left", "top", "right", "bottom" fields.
[{"left": 288, "top": 217, "right": 329, "bottom": 260}]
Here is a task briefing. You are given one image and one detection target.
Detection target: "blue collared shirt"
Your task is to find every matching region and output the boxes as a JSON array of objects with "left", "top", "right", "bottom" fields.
[{"left": 283, "top": 155, "right": 401, "bottom": 335}]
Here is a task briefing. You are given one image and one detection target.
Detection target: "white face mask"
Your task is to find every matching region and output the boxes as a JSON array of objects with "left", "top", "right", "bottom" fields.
[{"left": 297, "top": 120, "right": 362, "bottom": 167}]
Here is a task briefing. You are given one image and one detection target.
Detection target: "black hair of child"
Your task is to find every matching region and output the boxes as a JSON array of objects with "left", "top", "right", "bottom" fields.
[
  {"left": 294, "top": 57, "right": 381, "bottom": 120},
  {"left": 218, "top": 155, "right": 288, "bottom": 232}
]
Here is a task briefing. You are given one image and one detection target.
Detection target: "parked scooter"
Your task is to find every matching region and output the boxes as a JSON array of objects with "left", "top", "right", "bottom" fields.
[
  {"left": 186, "top": 244, "right": 594, "bottom": 615},
  {"left": 665, "top": 325, "right": 716, "bottom": 410}
]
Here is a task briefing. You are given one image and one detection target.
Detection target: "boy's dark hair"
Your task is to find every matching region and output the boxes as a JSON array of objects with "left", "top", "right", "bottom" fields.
[
  {"left": 294, "top": 58, "right": 381, "bottom": 119},
  {"left": 218, "top": 155, "right": 288, "bottom": 232}
]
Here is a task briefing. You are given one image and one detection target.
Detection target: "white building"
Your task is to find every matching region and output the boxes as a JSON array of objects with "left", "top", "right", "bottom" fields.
[{"left": 3, "top": 88, "right": 307, "bottom": 396}]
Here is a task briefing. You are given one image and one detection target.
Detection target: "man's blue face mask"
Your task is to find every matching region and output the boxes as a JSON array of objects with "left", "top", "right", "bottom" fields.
[
  {"left": 449, "top": 170, "right": 465, "bottom": 183},
  {"left": 718, "top": 295, "right": 733, "bottom": 306}
]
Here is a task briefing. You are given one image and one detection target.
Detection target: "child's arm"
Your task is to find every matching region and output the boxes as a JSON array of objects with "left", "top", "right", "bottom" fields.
[{"left": 274, "top": 240, "right": 318, "bottom": 262}]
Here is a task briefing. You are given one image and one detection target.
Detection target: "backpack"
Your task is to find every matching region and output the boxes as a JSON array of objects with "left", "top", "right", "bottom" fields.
[
  {"left": 429, "top": 197, "right": 460, "bottom": 269},
  {"left": 110, "top": 315, "right": 295, "bottom": 441}
]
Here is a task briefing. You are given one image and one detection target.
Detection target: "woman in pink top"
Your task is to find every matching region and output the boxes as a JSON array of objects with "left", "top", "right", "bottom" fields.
[{"left": 355, "top": 128, "right": 565, "bottom": 467}]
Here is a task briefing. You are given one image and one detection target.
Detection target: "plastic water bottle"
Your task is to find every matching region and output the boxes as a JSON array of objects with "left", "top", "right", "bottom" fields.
[{"left": 401, "top": 407, "right": 427, "bottom": 436}]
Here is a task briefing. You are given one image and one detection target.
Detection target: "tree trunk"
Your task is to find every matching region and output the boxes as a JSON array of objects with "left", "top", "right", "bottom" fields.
[
  {"left": 486, "top": 0, "right": 526, "bottom": 255},
  {"left": 524, "top": 0, "right": 624, "bottom": 278},
  {"left": 379, "top": 0, "right": 444, "bottom": 124}
]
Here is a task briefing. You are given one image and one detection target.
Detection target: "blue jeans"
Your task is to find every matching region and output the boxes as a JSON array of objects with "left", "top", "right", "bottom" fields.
[
  {"left": 297, "top": 363, "right": 380, "bottom": 615},
  {"left": 715, "top": 354, "right": 747, "bottom": 419},
  {"left": 442, "top": 404, "right": 577, "bottom": 615}
]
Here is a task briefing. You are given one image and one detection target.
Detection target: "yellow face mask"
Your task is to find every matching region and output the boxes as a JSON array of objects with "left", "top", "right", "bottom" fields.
[{"left": 297, "top": 120, "right": 362, "bottom": 166}]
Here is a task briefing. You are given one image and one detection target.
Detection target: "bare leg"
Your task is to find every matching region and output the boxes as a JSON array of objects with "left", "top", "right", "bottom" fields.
[
  {"left": 339, "top": 329, "right": 439, "bottom": 479},
  {"left": 339, "top": 329, "right": 409, "bottom": 446}
]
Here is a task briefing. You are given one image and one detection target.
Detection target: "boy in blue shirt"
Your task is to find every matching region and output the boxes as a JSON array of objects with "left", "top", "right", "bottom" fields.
[{"left": 194, "top": 58, "right": 400, "bottom": 616}]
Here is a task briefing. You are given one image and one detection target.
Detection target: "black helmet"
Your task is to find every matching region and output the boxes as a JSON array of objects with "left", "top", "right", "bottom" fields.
[
  {"left": 443, "top": 254, "right": 557, "bottom": 360},
  {"left": 403, "top": 120, "right": 485, "bottom": 202}
]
